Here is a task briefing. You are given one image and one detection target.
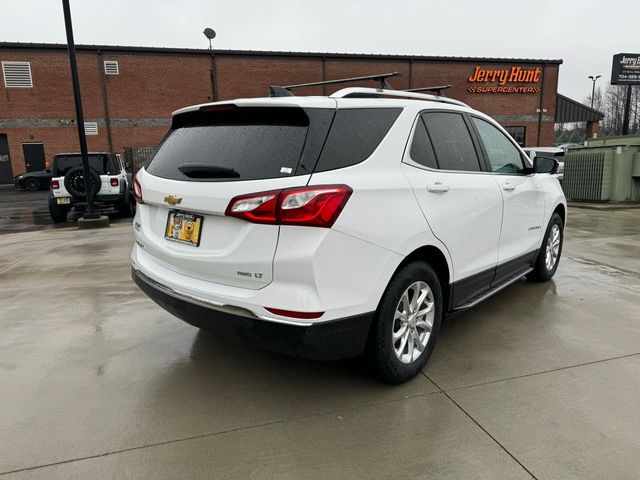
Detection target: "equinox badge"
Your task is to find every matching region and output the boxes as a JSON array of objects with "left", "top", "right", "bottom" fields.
[{"left": 164, "top": 195, "right": 182, "bottom": 206}]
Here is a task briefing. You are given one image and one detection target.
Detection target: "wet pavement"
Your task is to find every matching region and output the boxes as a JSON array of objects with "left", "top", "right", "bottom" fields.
[
  {"left": 0, "top": 186, "right": 130, "bottom": 234},
  {"left": 0, "top": 207, "right": 639, "bottom": 479}
]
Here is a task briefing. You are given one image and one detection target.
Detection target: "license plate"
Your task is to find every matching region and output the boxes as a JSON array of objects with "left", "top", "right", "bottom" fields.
[
  {"left": 56, "top": 197, "right": 71, "bottom": 205},
  {"left": 164, "top": 210, "right": 203, "bottom": 247}
]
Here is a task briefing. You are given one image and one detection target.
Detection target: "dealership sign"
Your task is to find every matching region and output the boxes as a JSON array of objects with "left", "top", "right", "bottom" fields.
[
  {"left": 467, "top": 66, "right": 542, "bottom": 94},
  {"left": 611, "top": 53, "right": 640, "bottom": 85}
]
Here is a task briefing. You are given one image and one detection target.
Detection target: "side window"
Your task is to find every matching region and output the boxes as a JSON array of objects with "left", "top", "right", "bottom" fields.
[
  {"left": 409, "top": 117, "right": 438, "bottom": 169},
  {"left": 472, "top": 117, "right": 525, "bottom": 174},
  {"left": 314, "top": 108, "right": 402, "bottom": 172},
  {"left": 422, "top": 112, "right": 481, "bottom": 172}
]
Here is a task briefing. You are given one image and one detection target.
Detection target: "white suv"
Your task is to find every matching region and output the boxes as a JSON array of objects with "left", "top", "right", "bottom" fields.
[{"left": 131, "top": 86, "right": 565, "bottom": 383}]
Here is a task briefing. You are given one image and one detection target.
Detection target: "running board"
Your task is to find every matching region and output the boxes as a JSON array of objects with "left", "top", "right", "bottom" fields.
[{"left": 453, "top": 267, "right": 533, "bottom": 310}]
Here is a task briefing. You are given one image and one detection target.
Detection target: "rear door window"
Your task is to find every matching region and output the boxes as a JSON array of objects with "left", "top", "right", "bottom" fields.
[
  {"left": 409, "top": 117, "right": 438, "bottom": 169},
  {"left": 147, "top": 107, "right": 311, "bottom": 182},
  {"left": 313, "top": 108, "right": 402, "bottom": 172},
  {"left": 422, "top": 112, "right": 481, "bottom": 172}
]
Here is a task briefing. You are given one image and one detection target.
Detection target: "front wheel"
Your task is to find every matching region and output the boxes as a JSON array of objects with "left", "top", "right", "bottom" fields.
[
  {"left": 528, "top": 213, "right": 563, "bottom": 282},
  {"left": 369, "top": 261, "right": 443, "bottom": 383}
]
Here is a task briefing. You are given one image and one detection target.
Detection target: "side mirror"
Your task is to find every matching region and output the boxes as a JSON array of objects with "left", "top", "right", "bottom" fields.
[{"left": 533, "top": 156, "right": 558, "bottom": 174}]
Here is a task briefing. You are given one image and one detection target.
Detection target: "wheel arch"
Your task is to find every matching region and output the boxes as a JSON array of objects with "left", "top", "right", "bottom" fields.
[
  {"left": 395, "top": 245, "right": 451, "bottom": 311},
  {"left": 553, "top": 202, "right": 566, "bottom": 226}
]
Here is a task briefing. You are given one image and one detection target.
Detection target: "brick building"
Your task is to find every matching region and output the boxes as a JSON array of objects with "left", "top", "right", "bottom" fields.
[{"left": 0, "top": 42, "right": 563, "bottom": 183}]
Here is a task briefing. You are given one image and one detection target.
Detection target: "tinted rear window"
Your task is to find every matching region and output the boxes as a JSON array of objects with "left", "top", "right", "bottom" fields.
[
  {"left": 53, "top": 154, "right": 115, "bottom": 176},
  {"left": 422, "top": 112, "right": 481, "bottom": 172},
  {"left": 313, "top": 108, "right": 402, "bottom": 172},
  {"left": 409, "top": 117, "right": 438, "bottom": 169},
  {"left": 147, "top": 107, "right": 310, "bottom": 182}
]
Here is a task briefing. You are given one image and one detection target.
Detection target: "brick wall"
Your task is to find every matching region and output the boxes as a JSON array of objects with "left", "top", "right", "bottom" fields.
[{"left": 0, "top": 45, "right": 560, "bottom": 179}]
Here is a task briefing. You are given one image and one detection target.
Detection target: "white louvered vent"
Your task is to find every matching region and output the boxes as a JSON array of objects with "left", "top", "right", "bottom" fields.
[
  {"left": 84, "top": 122, "right": 99, "bottom": 135},
  {"left": 104, "top": 60, "right": 119, "bottom": 75},
  {"left": 2, "top": 61, "right": 33, "bottom": 88}
]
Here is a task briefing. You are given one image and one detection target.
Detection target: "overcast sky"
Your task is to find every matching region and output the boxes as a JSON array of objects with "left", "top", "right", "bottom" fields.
[{"left": 2, "top": 0, "right": 637, "bottom": 102}]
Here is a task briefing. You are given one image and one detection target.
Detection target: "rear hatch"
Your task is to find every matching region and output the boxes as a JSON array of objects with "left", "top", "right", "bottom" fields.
[
  {"left": 137, "top": 101, "right": 335, "bottom": 289},
  {"left": 52, "top": 153, "right": 119, "bottom": 196}
]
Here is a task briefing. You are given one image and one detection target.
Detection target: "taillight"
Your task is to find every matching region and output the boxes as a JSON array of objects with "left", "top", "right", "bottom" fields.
[
  {"left": 132, "top": 174, "right": 143, "bottom": 204},
  {"left": 110, "top": 177, "right": 119, "bottom": 187},
  {"left": 225, "top": 185, "right": 352, "bottom": 228},
  {"left": 225, "top": 189, "right": 280, "bottom": 224},
  {"left": 51, "top": 180, "right": 60, "bottom": 189}
]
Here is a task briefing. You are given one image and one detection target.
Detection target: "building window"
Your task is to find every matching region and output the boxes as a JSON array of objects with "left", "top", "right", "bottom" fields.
[
  {"left": 504, "top": 126, "right": 526, "bottom": 147},
  {"left": 104, "top": 61, "right": 119, "bottom": 75},
  {"left": 84, "top": 122, "right": 99, "bottom": 135},
  {"left": 2, "top": 61, "right": 33, "bottom": 88}
]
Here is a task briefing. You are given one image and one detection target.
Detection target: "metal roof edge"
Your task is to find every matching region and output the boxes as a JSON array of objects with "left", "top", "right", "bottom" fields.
[
  {"left": 556, "top": 93, "right": 605, "bottom": 119},
  {"left": 0, "top": 42, "right": 563, "bottom": 64}
]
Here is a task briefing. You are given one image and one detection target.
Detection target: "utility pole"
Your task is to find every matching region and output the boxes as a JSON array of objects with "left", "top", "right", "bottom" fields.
[
  {"left": 203, "top": 28, "right": 217, "bottom": 101},
  {"left": 62, "top": 0, "right": 108, "bottom": 228},
  {"left": 622, "top": 85, "right": 632, "bottom": 135},
  {"left": 588, "top": 75, "right": 601, "bottom": 109}
]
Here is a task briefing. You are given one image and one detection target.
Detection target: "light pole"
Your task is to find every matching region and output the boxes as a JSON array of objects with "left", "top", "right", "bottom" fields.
[
  {"left": 588, "top": 75, "right": 601, "bottom": 109},
  {"left": 62, "top": 0, "right": 108, "bottom": 228},
  {"left": 203, "top": 28, "right": 216, "bottom": 101}
]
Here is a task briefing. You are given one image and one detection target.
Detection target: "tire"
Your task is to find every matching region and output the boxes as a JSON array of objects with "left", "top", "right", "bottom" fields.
[
  {"left": 369, "top": 261, "right": 443, "bottom": 383},
  {"left": 528, "top": 213, "right": 563, "bottom": 282},
  {"left": 118, "top": 190, "right": 134, "bottom": 218},
  {"left": 48, "top": 199, "right": 69, "bottom": 223},
  {"left": 64, "top": 166, "right": 101, "bottom": 200},
  {"left": 24, "top": 178, "right": 40, "bottom": 191}
]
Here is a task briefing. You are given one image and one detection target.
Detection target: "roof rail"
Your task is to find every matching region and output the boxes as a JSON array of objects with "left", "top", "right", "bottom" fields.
[
  {"left": 406, "top": 85, "right": 451, "bottom": 96},
  {"left": 269, "top": 72, "right": 400, "bottom": 97},
  {"left": 329, "top": 87, "right": 469, "bottom": 107}
]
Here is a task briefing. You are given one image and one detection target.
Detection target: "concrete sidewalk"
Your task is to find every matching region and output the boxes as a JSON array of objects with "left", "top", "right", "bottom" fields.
[{"left": 1, "top": 208, "right": 639, "bottom": 479}]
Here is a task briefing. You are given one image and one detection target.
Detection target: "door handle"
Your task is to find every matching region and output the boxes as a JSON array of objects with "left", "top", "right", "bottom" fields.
[
  {"left": 502, "top": 182, "right": 516, "bottom": 191},
  {"left": 427, "top": 183, "right": 449, "bottom": 193}
]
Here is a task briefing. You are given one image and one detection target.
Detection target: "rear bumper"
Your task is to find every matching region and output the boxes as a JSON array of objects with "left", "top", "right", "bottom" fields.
[
  {"left": 132, "top": 267, "right": 374, "bottom": 361},
  {"left": 49, "top": 193, "right": 124, "bottom": 206}
]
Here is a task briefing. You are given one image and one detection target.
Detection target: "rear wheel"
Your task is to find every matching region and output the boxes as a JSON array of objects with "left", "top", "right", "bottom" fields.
[
  {"left": 528, "top": 213, "right": 563, "bottom": 282},
  {"left": 24, "top": 178, "right": 40, "bottom": 191},
  {"left": 369, "top": 261, "right": 443, "bottom": 383},
  {"left": 48, "top": 199, "right": 69, "bottom": 223}
]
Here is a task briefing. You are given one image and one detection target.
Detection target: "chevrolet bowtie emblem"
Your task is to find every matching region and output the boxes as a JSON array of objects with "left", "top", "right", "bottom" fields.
[{"left": 164, "top": 195, "right": 182, "bottom": 206}]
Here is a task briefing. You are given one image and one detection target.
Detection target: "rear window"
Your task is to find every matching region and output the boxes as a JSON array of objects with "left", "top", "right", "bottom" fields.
[
  {"left": 422, "top": 112, "right": 481, "bottom": 172},
  {"left": 313, "top": 108, "right": 402, "bottom": 172},
  {"left": 409, "top": 117, "right": 438, "bottom": 169},
  {"left": 53, "top": 154, "right": 115, "bottom": 176},
  {"left": 147, "top": 107, "right": 311, "bottom": 182}
]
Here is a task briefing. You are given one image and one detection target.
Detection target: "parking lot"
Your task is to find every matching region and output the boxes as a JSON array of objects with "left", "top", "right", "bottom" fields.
[
  {"left": 1, "top": 194, "right": 639, "bottom": 478},
  {"left": 0, "top": 186, "right": 130, "bottom": 234}
]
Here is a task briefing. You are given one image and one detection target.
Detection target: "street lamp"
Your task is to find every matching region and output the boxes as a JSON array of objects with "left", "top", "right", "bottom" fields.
[
  {"left": 62, "top": 0, "right": 108, "bottom": 228},
  {"left": 588, "top": 75, "right": 602, "bottom": 109},
  {"left": 203, "top": 27, "right": 217, "bottom": 101}
]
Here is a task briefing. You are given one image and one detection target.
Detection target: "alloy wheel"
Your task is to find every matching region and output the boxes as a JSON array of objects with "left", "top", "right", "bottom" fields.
[
  {"left": 545, "top": 224, "right": 561, "bottom": 271},
  {"left": 392, "top": 281, "right": 434, "bottom": 364}
]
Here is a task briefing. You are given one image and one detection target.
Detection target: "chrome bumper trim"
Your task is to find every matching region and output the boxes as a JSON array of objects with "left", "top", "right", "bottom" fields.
[{"left": 133, "top": 267, "right": 314, "bottom": 327}]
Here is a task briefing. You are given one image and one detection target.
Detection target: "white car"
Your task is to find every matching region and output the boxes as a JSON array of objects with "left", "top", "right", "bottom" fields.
[{"left": 131, "top": 86, "right": 565, "bottom": 383}]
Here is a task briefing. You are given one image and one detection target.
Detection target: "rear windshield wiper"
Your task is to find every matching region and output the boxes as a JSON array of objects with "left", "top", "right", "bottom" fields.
[{"left": 178, "top": 163, "right": 240, "bottom": 179}]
